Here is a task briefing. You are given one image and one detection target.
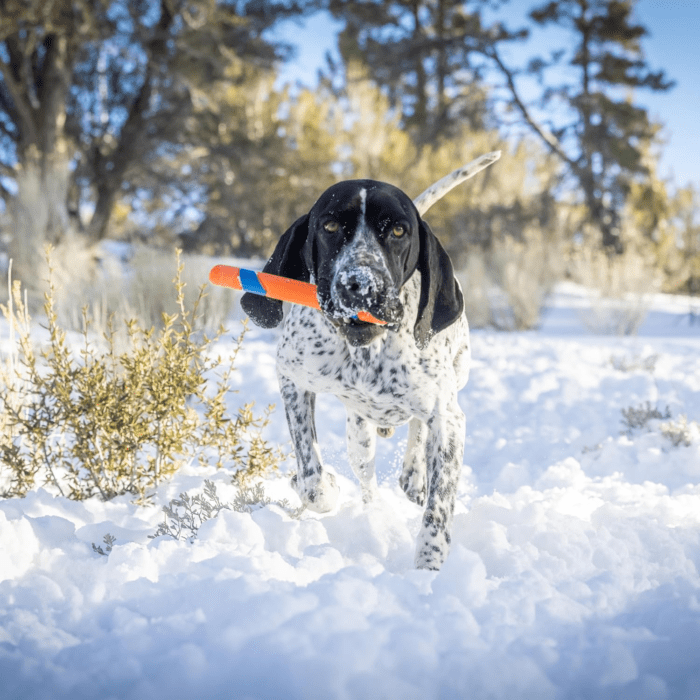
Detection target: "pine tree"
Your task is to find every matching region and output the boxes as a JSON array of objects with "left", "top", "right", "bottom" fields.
[
  {"left": 327, "top": 0, "right": 522, "bottom": 145},
  {"left": 486, "top": 0, "right": 674, "bottom": 252}
]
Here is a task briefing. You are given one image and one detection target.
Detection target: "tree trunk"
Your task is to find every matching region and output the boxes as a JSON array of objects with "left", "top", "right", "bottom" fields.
[
  {"left": 411, "top": 1, "right": 428, "bottom": 136},
  {"left": 3, "top": 28, "right": 78, "bottom": 295},
  {"left": 86, "top": 181, "right": 118, "bottom": 243},
  {"left": 83, "top": 2, "right": 175, "bottom": 243},
  {"left": 8, "top": 146, "right": 75, "bottom": 296}
]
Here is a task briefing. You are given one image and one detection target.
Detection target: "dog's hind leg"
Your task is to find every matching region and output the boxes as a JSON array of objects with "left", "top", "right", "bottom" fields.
[
  {"left": 346, "top": 411, "right": 379, "bottom": 503},
  {"left": 400, "top": 417, "right": 428, "bottom": 506},
  {"left": 279, "top": 373, "right": 339, "bottom": 513}
]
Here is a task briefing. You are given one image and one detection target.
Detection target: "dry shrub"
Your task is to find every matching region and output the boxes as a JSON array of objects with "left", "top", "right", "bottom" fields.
[
  {"left": 150, "top": 480, "right": 303, "bottom": 543},
  {"left": 0, "top": 250, "right": 281, "bottom": 502},
  {"left": 620, "top": 402, "right": 698, "bottom": 448},
  {"left": 569, "top": 239, "right": 660, "bottom": 335},
  {"left": 41, "top": 242, "right": 240, "bottom": 341},
  {"left": 458, "top": 228, "right": 563, "bottom": 331},
  {"left": 457, "top": 251, "right": 492, "bottom": 329}
]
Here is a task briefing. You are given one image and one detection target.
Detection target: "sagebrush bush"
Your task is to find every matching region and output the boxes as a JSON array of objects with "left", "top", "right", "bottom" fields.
[
  {"left": 570, "top": 242, "right": 658, "bottom": 336},
  {"left": 150, "top": 479, "right": 231, "bottom": 542},
  {"left": 52, "top": 244, "right": 240, "bottom": 337},
  {"left": 620, "top": 402, "right": 698, "bottom": 448},
  {"left": 621, "top": 402, "right": 671, "bottom": 434},
  {"left": 0, "top": 250, "right": 282, "bottom": 502},
  {"left": 457, "top": 227, "right": 562, "bottom": 331},
  {"left": 660, "top": 415, "right": 698, "bottom": 448},
  {"left": 151, "top": 479, "right": 303, "bottom": 542},
  {"left": 610, "top": 353, "right": 658, "bottom": 373},
  {"left": 92, "top": 534, "right": 117, "bottom": 556}
]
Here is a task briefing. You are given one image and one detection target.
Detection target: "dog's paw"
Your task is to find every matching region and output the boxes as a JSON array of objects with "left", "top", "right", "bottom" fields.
[
  {"left": 360, "top": 479, "right": 379, "bottom": 505},
  {"left": 291, "top": 471, "right": 339, "bottom": 513},
  {"left": 399, "top": 467, "right": 426, "bottom": 506},
  {"left": 414, "top": 541, "right": 447, "bottom": 570},
  {"left": 415, "top": 556, "right": 441, "bottom": 571}
]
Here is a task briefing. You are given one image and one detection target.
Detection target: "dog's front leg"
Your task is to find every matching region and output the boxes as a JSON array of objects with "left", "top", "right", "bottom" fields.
[
  {"left": 346, "top": 412, "right": 378, "bottom": 504},
  {"left": 279, "top": 373, "right": 339, "bottom": 513},
  {"left": 414, "top": 395, "right": 466, "bottom": 570},
  {"left": 400, "top": 417, "right": 428, "bottom": 506}
]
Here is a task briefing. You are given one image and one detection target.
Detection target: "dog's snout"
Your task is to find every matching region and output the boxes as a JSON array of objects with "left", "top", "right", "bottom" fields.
[
  {"left": 343, "top": 267, "right": 376, "bottom": 293},
  {"left": 347, "top": 276, "right": 362, "bottom": 294},
  {"left": 334, "top": 266, "right": 381, "bottom": 307}
]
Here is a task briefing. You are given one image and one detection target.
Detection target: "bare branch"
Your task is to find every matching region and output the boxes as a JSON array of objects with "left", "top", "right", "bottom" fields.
[
  {"left": 487, "top": 44, "right": 578, "bottom": 173},
  {"left": 21, "top": 34, "right": 40, "bottom": 110},
  {"left": 0, "top": 175, "right": 12, "bottom": 199},
  {"left": 86, "top": 0, "right": 176, "bottom": 240}
]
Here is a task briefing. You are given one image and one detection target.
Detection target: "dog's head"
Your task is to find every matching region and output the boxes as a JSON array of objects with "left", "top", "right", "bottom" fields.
[{"left": 241, "top": 179, "right": 463, "bottom": 348}]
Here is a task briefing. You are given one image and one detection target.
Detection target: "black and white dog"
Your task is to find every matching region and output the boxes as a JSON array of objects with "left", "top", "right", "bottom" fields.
[{"left": 241, "top": 157, "right": 497, "bottom": 569}]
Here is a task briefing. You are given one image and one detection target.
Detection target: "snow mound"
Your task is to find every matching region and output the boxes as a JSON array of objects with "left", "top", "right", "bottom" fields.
[{"left": 2, "top": 288, "right": 700, "bottom": 699}]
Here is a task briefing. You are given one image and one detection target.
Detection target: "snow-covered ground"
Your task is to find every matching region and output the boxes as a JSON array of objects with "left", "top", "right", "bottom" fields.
[{"left": 2, "top": 282, "right": 700, "bottom": 700}]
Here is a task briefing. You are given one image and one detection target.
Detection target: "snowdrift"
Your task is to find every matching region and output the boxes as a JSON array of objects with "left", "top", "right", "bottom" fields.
[{"left": 1, "top": 285, "right": 700, "bottom": 700}]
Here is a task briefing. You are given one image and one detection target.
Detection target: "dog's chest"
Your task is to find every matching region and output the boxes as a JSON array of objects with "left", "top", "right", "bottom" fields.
[{"left": 276, "top": 307, "right": 443, "bottom": 425}]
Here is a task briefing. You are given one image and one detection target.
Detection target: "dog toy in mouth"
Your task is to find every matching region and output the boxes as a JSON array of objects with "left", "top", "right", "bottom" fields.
[{"left": 208, "top": 265, "right": 387, "bottom": 325}]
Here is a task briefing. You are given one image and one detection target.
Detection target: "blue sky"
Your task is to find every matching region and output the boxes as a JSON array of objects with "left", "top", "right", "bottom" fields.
[{"left": 273, "top": 0, "right": 699, "bottom": 191}]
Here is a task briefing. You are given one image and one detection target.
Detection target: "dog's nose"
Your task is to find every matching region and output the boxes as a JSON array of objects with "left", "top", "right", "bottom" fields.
[{"left": 334, "top": 267, "right": 381, "bottom": 309}]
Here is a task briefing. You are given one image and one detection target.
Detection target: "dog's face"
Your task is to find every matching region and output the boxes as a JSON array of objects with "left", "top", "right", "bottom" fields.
[
  {"left": 240, "top": 179, "right": 463, "bottom": 349},
  {"left": 307, "top": 180, "right": 421, "bottom": 346}
]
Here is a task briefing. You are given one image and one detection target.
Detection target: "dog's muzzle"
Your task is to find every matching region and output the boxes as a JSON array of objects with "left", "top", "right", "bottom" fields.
[
  {"left": 333, "top": 266, "right": 381, "bottom": 314},
  {"left": 330, "top": 264, "right": 402, "bottom": 322},
  {"left": 315, "top": 263, "right": 403, "bottom": 346}
]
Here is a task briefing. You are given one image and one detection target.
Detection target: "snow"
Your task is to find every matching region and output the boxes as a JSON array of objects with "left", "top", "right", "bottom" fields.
[{"left": 2, "top": 282, "right": 700, "bottom": 699}]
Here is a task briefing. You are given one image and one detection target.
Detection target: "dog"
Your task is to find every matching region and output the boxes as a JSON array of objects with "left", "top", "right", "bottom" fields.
[{"left": 241, "top": 179, "right": 471, "bottom": 570}]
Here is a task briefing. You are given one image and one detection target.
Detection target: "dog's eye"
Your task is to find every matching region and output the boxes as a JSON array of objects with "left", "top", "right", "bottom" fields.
[
  {"left": 392, "top": 224, "right": 406, "bottom": 238},
  {"left": 323, "top": 220, "right": 340, "bottom": 233}
]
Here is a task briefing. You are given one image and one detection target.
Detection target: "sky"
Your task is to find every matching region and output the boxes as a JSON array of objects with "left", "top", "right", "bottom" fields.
[{"left": 273, "top": 0, "right": 700, "bottom": 191}]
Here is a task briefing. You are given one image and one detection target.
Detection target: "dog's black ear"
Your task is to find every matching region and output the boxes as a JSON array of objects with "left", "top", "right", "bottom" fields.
[
  {"left": 414, "top": 219, "right": 464, "bottom": 349},
  {"left": 240, "top": 214, "right": 311, "bottom": 328}
]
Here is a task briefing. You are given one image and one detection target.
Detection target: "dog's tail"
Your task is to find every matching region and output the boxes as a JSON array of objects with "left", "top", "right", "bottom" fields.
[{"left": 412, "top": 151, "right": 501, "bottom": 216}]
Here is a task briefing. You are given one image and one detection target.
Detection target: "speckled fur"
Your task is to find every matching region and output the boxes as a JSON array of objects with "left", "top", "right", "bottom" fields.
[
  {"left": 248, "top": 181, "right": 470, "bottom": 570},
  {"left": 277, "top": 272, "right": 469, "bottom": 569}
]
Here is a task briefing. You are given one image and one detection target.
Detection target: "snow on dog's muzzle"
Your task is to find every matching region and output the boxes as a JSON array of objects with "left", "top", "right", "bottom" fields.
[
  {"left": 333, "top": 266, "right": 380, "bottom": 315},
  {"left": 330, "top": 264, "right": 403, "bottom": 326}
]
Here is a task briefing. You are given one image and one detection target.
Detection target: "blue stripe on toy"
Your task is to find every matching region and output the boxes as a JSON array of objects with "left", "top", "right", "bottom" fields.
[{"left": 239, "top": 268, "right": 267, "bottom": 296}]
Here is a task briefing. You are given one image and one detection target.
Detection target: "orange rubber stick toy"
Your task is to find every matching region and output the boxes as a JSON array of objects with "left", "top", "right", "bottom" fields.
[{"left": 208, "top": 265, "right": 386, "bottom": 325}]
